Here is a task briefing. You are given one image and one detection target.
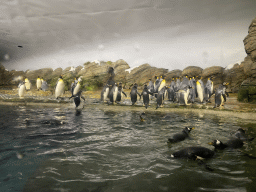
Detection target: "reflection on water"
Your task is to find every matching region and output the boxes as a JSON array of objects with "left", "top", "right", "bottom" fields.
[{"left": 0, "top": 105, "right": 255, "bottom": 192}]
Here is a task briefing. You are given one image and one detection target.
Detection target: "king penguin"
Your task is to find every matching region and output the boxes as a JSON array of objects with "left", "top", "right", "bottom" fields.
[
  {"left": 196, "top": 77, "right": 204, "bottom": 103},
  {"left": 158, "top": 75, "right": 166, "bottom": 93},
  {"left": 130, "top": 83, "right": 141, "bottom": 105},
  {"left": 141, "top": 84, "right": 153, "bottom": 109},
  {"left": 36, "top": 76, "right": 42, "bottom": 91},
  {"left": 24, "top": 78, "right": 31, "bottom": 90},
  {"left": 41, "top": 79, "right": 48, "bottom": 91},
  {"left": 177, "top": 87, "right": 190, "bottom": 105},
  {"left": 101, "top": 84, "right": 110, "bottom": 103},
  {"left": 109, "top": 83, "right": 118, "bottom": 104},
  {"left": 18, "top": 81, "right": 26, "bottom": 98},
  {"left": 116, "top": 83, "right": 127, "bottom": 102},
  {"left": 55, "top": 75, "right": 65, "bottom": 99}
]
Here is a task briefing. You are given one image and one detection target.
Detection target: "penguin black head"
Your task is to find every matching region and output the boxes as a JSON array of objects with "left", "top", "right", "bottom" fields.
[
  {"left": 208, "top": 139, "right": 226, "bottom": 149},
  {"left": 183, "top": 127, "right": 194, "bottom": 134}
]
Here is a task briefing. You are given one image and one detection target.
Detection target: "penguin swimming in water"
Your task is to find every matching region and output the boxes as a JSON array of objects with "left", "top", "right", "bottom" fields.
[
  {"left": 141, "top": 84, "right": 153, "bottom": 109},
  {"left": 130, "top": 83, "right": 141, "bottom": 105},
  {"left": 18, "top": 81, "right": 26, "bottom": 98},
  {"left": 101, "top": 84, "right": 110, "bottom": 102},
  {"left": 156, "top": 86, "right": 168, "bottom": 109},
  {"left": 109, "top": 83, "right": 118, "bottom": 104},
  {"left": 170, "top": 146, "right": 215, "bottom": 160},
  {"left": 36, "top": 76, "right": 42, "bottom": 90},
  {"left": 116, "top": 83, "right": 127, "bottom": 102},
  {"left": 208, "top": 138, "right": 244, "bottom": 150},
  {"left": 233, "top": 128, "right": 254, "bottom": 142},
  {"left": 24, "top": 77, "right": 31, "bottom": 90},
  {"left": 168, "top": 127, "right": 194, "bottom": 143},
  {"left": 55, "top": 75, "right": 65, "bottom": 99}
]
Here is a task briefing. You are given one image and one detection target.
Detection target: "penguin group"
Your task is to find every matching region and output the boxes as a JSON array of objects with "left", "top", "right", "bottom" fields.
[
  {"left": 168, "top": 126, "right": 255, "bottom": 171},
  {"left": 100, "top": 70, "right": 229, "bottom": 109}
]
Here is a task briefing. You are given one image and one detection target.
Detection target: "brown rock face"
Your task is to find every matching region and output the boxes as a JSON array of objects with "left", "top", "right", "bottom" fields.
[
  {"left": 0, "top": 64, "right": 13, "bottom": 85},
  {"left": 244, "top": 17, "right": 256, "bottom": 62},
  {"left": 165, "top": 69, "right": 182, "bottom": 82},
  {"left": 182, "top": 66, "right": 203, "bottom": 77}
]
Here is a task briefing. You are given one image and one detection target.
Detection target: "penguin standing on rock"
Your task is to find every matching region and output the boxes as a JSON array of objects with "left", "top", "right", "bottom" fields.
[
  {"left": 101, "top": 84, "right": 110, "bottom": 102},
  {"left": 18, "top": 81, "right": 26, "bottom": 98},
  {"left": 36, "top": 76, "right": 42, "bottom": 90},
  {"left": 156, "top": 86, "right": 168, "bottom": 109},
  {"left": 130, "top": 83, "right": 141, "bottom": 105},
  {"left": 116, "top": 83, "right": 127, "bottom": 102},
  {"left": 141, "top": 84, "right": 153, "bottom": 109},
  {"left": 168, "top": 127, "right": 194, "bottom": 143},
  {"left": 55, "top": 75, "right": 65, "bottom": 99},
  {"left": 109, "top": 83, "right": 118, "bottom": 104}
]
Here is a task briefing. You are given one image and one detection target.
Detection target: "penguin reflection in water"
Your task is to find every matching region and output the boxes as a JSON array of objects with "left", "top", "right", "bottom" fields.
[{"left": 130, "top": 83, "right": 141, "bottom": 105}]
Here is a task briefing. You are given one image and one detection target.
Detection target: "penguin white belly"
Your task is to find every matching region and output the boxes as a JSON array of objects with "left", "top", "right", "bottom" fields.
[
  {"left": 196, "top": 82, "right": 203, "bottom": 103},
  {"left": 19, "top": 85, "right": 26, "bottom": 98},
  {"left": 113, "top": 87, "right": 118, "bottom": 103},
  {"left": 36, "top": 79, "right": 42, "bottom": 89},
  {"left": 221, "top": 94, "right": 224, "bottom": 106},
  {"left": 25, "top": 82, "right": 31, "bottom": 90},
  {"left": 103, "top": 88, "right": 109, "bottom": 102},
  {"left": 55, "top": 81, "right": 65, "bottom": 98},
  {"left": 73, "top": 83, "right": 81, "bottom": 95}
]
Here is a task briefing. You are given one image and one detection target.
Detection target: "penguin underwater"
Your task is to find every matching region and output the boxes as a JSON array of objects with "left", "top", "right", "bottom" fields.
[{"left": 168, "top": 127, "right": 194, "bottom": 143}]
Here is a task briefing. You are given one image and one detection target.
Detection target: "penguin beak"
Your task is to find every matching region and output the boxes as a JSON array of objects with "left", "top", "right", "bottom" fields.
[
  {"left": 191, "top": 127, "right": 195, "bottom": 129},
  {"left": 208, "top": 142, "right": 213, "bottom": 145}
]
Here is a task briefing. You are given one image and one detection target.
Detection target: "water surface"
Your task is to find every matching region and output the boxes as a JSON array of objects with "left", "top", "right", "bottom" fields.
[{"left": 0, "top": 104, "right": 255, "bottom": 192}]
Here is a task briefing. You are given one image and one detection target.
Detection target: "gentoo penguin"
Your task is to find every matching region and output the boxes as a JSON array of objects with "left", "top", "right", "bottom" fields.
[
  {"left": 156, "top": 86, "right": 168, "bottom": 109},
  {"left": 18, "top": 81, "right": 26, "bottom": 98},
  {"left": 208, "top": 138, "right": 244, "bottom": 150},
  {"left": 214, "top": 82, "right": 229, "bottom": 108},
  {"left": 41, "top": 79, "right": 48, "bottom": 91},
  {"left": 170, "top": 146, "right": 215, "bottom": 160},
  {"left": 109, "top": 83, "right": 118, "bottom": 104},
  {"left": 196, "top": 77, "right": 204, "bottom": 103},
  {"left": 36, "top": 76, "right": 42, "bottom": 90},
  {"left": 130, "top": 83, "right": 141, "bottom": 105},
  {"left": 233, "top": 128, "right": 254, "bottom": 141},
  {"left": 24, "top": 78, "right": 31, "bottom": 90},
  {"left": 55, "top": 75, "right": 65, "bottom": 99},
  {"left": 141, "top": 84, "right": 153, "bottom": 109},
  {"left": 101, "top": 84, "right": 110, "bottom": 102},
  {"left": 116, "top": 83, "right": 127, "bottom": 102},
  {"left": 168, "top": 127, "right": 194, "bottom": 143},
  {"left": 73, "top": 90, "right": 85, "bottom": 108}
]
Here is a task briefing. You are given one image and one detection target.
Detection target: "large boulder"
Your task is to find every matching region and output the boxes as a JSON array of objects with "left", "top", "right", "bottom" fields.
[
  {"left": 202, "top": 66, "right": 225, "bottom": 90},
  {"left": 165, "top": 69, "right": 182, "bottom": 82},
  {"left": 243, "top": 17, "right": 256, "bottom": 62},
  {"left": 182, "top": 66, "right": 203, "bottom": 77}
]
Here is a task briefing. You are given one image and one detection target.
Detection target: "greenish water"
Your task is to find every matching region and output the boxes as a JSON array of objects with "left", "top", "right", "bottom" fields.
[{"left": 0, "top": 104, "right": 255, "bottom": 192}]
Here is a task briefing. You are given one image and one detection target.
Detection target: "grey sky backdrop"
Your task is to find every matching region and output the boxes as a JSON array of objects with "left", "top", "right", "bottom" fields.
[{"left": 0, "top": 0, "right": 256, "bottom": 71}]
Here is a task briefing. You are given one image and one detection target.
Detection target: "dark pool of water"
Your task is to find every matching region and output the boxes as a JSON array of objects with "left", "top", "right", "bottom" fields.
[{"left": 0, "top": 104, "right": 256, "bottom": 192}]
